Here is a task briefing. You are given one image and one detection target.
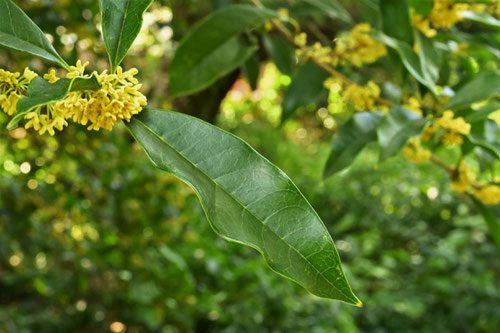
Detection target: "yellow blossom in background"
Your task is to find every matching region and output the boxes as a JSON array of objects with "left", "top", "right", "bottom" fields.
[
  {"left": 403, "top": 137, "right": 431, "bottom": 163},
  {"left": 404, "top": 97, "right": 423, "bottom": 116},
  {"left": 423, "top": 110, "right": 471, "bottom": 145},
  {"left": 44, "top": 69, "right": 59, "bottom": 83},
  {"left": 334, "top": 24, "right": 387, "bottom": 67},
  {"left": 451, "top": 161, "right": 475, "bottom": 194},
  {"left": 473, "top": 185, "right": 500, "bottom": 205},
  {"left": 342, "top": 81, "right": 381, "bottom": 111},
  {"left": 67, "top": 60, "right": 89, "bottom": 79},
  {"left": 0, "top": 68, "right": 37, "bottom": 116},
  {"left": 294, "top": 32, "right": 307, "bottom": 47},
  {"left": 411, "top": 0, "right": 489, "bottom": 38}
]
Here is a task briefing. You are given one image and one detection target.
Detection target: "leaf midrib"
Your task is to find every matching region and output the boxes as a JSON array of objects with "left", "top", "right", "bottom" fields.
[
  {"left": 132, "top": 116, "right": 356, "bottom": 303},
  {"left": 113, "top": 0, "right": 131, "bottom": 69}
]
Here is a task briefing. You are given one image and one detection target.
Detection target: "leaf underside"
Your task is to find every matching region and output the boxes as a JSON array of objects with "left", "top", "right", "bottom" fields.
[{"left": 126, "top": 108, "right": 361, "bottom": 305}]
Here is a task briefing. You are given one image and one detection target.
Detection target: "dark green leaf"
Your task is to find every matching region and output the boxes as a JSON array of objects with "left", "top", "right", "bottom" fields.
[
  {"left": 324, "top": 112, "right": 383, "bottom": 178},
  {"left": 262, "top": 33, "right": 295, "bottom": 76},
  {"left": 100, "top": 0, "right": 154, "bottom": 72},
  {"left": 242, "top": 54, "right": 260, "bottom": 90},
  {"left": 371, "top": 31, "right": 435, "bottom": 92},
  {"left": 445, "top": 72, "right": 500, "bottom": 110},
  {"left": 377, "top": 106, "right": 427, "bottom": 161},
  {"left": 7, "top": 75, "right": 100, "bottom": 130},
  {"left": 281, "top": 62, "right": 328, "bottom": 123},
  {"left": 126, "top": 108, "right": 362, "bottom": 305},
  {"left": 0, "top": 0, "right": 68, "bottom": 68},
  {"left": 460, "top": 11, "right": 500, "bottom": 30},
  {"left": 169, "top": 5, "right": 276, "bottom": 97},
  {"left": 471, "top": 198, "right": 500, "bottom": 252},
  {"left": 465, "top": 103, "right": 500, "bottom": 122},
  {"left": 299, "top": 0, "right": 353, "bottom": 24},
  {"left": 380, "top": 0, "right": 413, "bottom": 44}
]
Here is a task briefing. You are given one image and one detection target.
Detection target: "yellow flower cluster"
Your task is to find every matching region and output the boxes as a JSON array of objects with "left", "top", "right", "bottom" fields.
[
  {"left": 295, "top": 24, "right": 387, "bottom": 67},
  {"left": 451, "top": 160, "right": 475, "bottom": 194},
  {"left": 422, "top": 110, "right": 471, "bottom": 145},
  {"left": 325, "top": 78, "right": 381, "bottom": 112},
  {"left": 0, "top": 68, "right": 38, "bottom": 116},
  {"left": 402, "top": 137, "right": 431, "bottom": 163},
  {"left": 473, "top": 184, "right": 500, "bottom": 205},
  {"left": 1, "top": 60, "right": 147, "bottom": 135},
  {"left": 411, "top": 0, "right": 487, "bottom": 38}
]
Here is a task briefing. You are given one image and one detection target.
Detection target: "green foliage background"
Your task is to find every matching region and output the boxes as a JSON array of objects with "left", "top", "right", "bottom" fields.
[{"left": 1, "top": 0, "right": 500, "bottom": 332}]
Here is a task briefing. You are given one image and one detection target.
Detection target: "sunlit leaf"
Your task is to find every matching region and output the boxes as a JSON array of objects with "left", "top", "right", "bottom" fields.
[
  {"left": 445, "top": 72, "right": 500, "bottom": 110},
  {"left": 0, "top": 0, "right": 68, "bottom": 68},
  {"left": 99, "top": 0, "right": 154, "bottom": 72}
]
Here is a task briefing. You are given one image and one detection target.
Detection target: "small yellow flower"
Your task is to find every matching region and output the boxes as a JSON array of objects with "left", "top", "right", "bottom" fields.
[
  {"left": 44, "top": 69, "right": 59, "bottom": 83},
  {"left": 1, "top": 68, "right": 37, "bottom": 116},
  {"left": 404, "top": 97, "right": 423, "bottom": 116},
  {"left": 403, "top": 137, "right": 431, "bottom": 163},
  {"left": 342, "top": 81, "right": 381, "bottom": 111},
  {"left": 451, "top": 161, "right": 475, "bottom": 194},
  {"left": 294, "top": 32, "right": 307, "bottom": 47},
  {"left": 473, "top": 185, "right": 500, "bottom": 205},
  {"left": 67, "top": 60, "right": 89, "bottom": 79}
]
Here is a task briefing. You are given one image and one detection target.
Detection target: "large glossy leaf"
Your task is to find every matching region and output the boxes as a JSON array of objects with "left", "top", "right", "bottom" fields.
[
  {"left": 377, "top": 106, "right": 427, "bottom": 161},
  {"left": 99, "top": 0, "right": 154, "bottom": 72},
  {"left": 242, "top": 54, "right": 260, "bottom": 90},
  {"left": 299, "top": 0, "right": 352, "bottom": 24},
  {"left": 465, "top": 103, "right": 500, "bottom": 123},
  {"left": 324, "top": 112, "right": 383, "bottom": 178},
  {"left": 415, "top": 31, "right": 440, "bottom": 83},
  {"left": 169, "top": 5, "right": 277, "bottom": 97},
  {"left": 262, "top": 33, "right": 295, "bottom": 76},
  {"left": 371, "top": 31, "right": 435, "bottom": 92},
  {"left": 445, "top": 72, "right": 500, "bottom": 110},
  {"left": 0, "top": 0, "right": 68, "bottom": 69},
  {"left": 7, "top": 75, "right": 100, "bottom": 130},
  {"left": 126, "top": 108, "right": 361, "bottom": 305},
  {"left": 281, "top": 62, "right": 328, "bottom": 123}
]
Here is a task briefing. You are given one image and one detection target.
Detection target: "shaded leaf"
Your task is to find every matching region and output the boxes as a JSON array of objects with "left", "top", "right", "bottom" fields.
[
  {"left": 467, "top": 119, "right": 500, "bottom": 159},
  {"left": 0, "top": 0, "right": 68, "bottom": 68},
  {"left": 460, "top": 11, "right": 500, "bottom": 30},
  {"left": 380, "top": 0, "right": 413, "bottom": 44},
  {"left": 324, "top": 112, "right": 383, "bottom": 178},
  {"left": 471, "top": 198, "right": 500, "bottom": 253},
  {"left": 445, "top": 72, "right": 500, "bottom": 110},
  {"left": 126, "top": 108, "right": 362, "bottom": 305},
  {"left": 299, "top": 0, "right": 353, "bottom": 24},
  {"left": 7, "top": 75, "right": 100, "bottom": 130},
  {"left": 262, "top": 33, "right": 295, "bottom": 76},
  {"left": 242, "top": 54, "right": 260, "bottom": 91},
  {"left": 169, "top": 5, "right": 276, "bottom": 97},
  {"left": 377, "top": 106, "right": 427, "bottom": 161},
  {"left": 415, "top": 31, "right": 440, "bottom": 83},
  {"left": 408, "top": 0, "right": 433, "bottom": 16},
  {"left": 281, "top": 62, "right": 328, "bottom": 123},
  {"left": 371, "top": 31, "right": 436, "bottom": 92},
  {"left": 100, "top": 0, "right": 154, "bottom": 72}
]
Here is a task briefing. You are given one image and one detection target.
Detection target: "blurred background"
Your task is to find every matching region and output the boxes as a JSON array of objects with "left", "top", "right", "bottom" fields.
[{"left": 1, "top": 0, "right": 500, "bottom": 332}]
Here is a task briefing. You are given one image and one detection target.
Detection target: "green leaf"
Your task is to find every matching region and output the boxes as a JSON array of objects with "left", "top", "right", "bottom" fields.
[
  {"left": 99, "top": 0, "right": 154, "bottom": 72},
  {"left": 415, "top": 31, "right": 440, "bottom": 83},
  {"left": 169, "top": 5, "right": 277, "bottom": 97},
  {"left": 0, "top": 0, "right": 68, "bottom": 69},
  {"left": 380, "top": 0, "right": 413, "bottom": 44},
  {"left": 465, "top": 102, "right": 500, "bottom": 123},
  {"left": 371, "top": 31, "right": 435, "bottom": 92},
  {"left": 445, "top": 72, "right": 500, "bottom": 110},
  {"left": 460, "top": 11, "right": 500, "bottom": 30},
  {"left": 262, "top": 33, "right": 295, "bottom": 76},
  {"left": 126, "top": 108, "right": 362, "bottom": 305},
  {"left": 471, "top": 198, "right": 500, "bottom": 252},
  {"left": 7, "top": 75, "right": 100, "bottom": 130},
  {"left": 299, "top": 0, "right": 353, "bottom": 24},
  {"left": 281, "top": 62, "right": 328, "bottom": 123},
  {"left": 242, "top": 54, "right": 260, "bottom": 90},
  {"left": 377, "top": 106, "right": 428, "bottom": 161},
  {"left": 324, "top": 112, "right": 383, "bottom": 178},
  {"left": 408, "top": 0, "right": 433, "bottom": 16},
  {"left": 467, "top": 120, "right": 500, "bottom": 159}
]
